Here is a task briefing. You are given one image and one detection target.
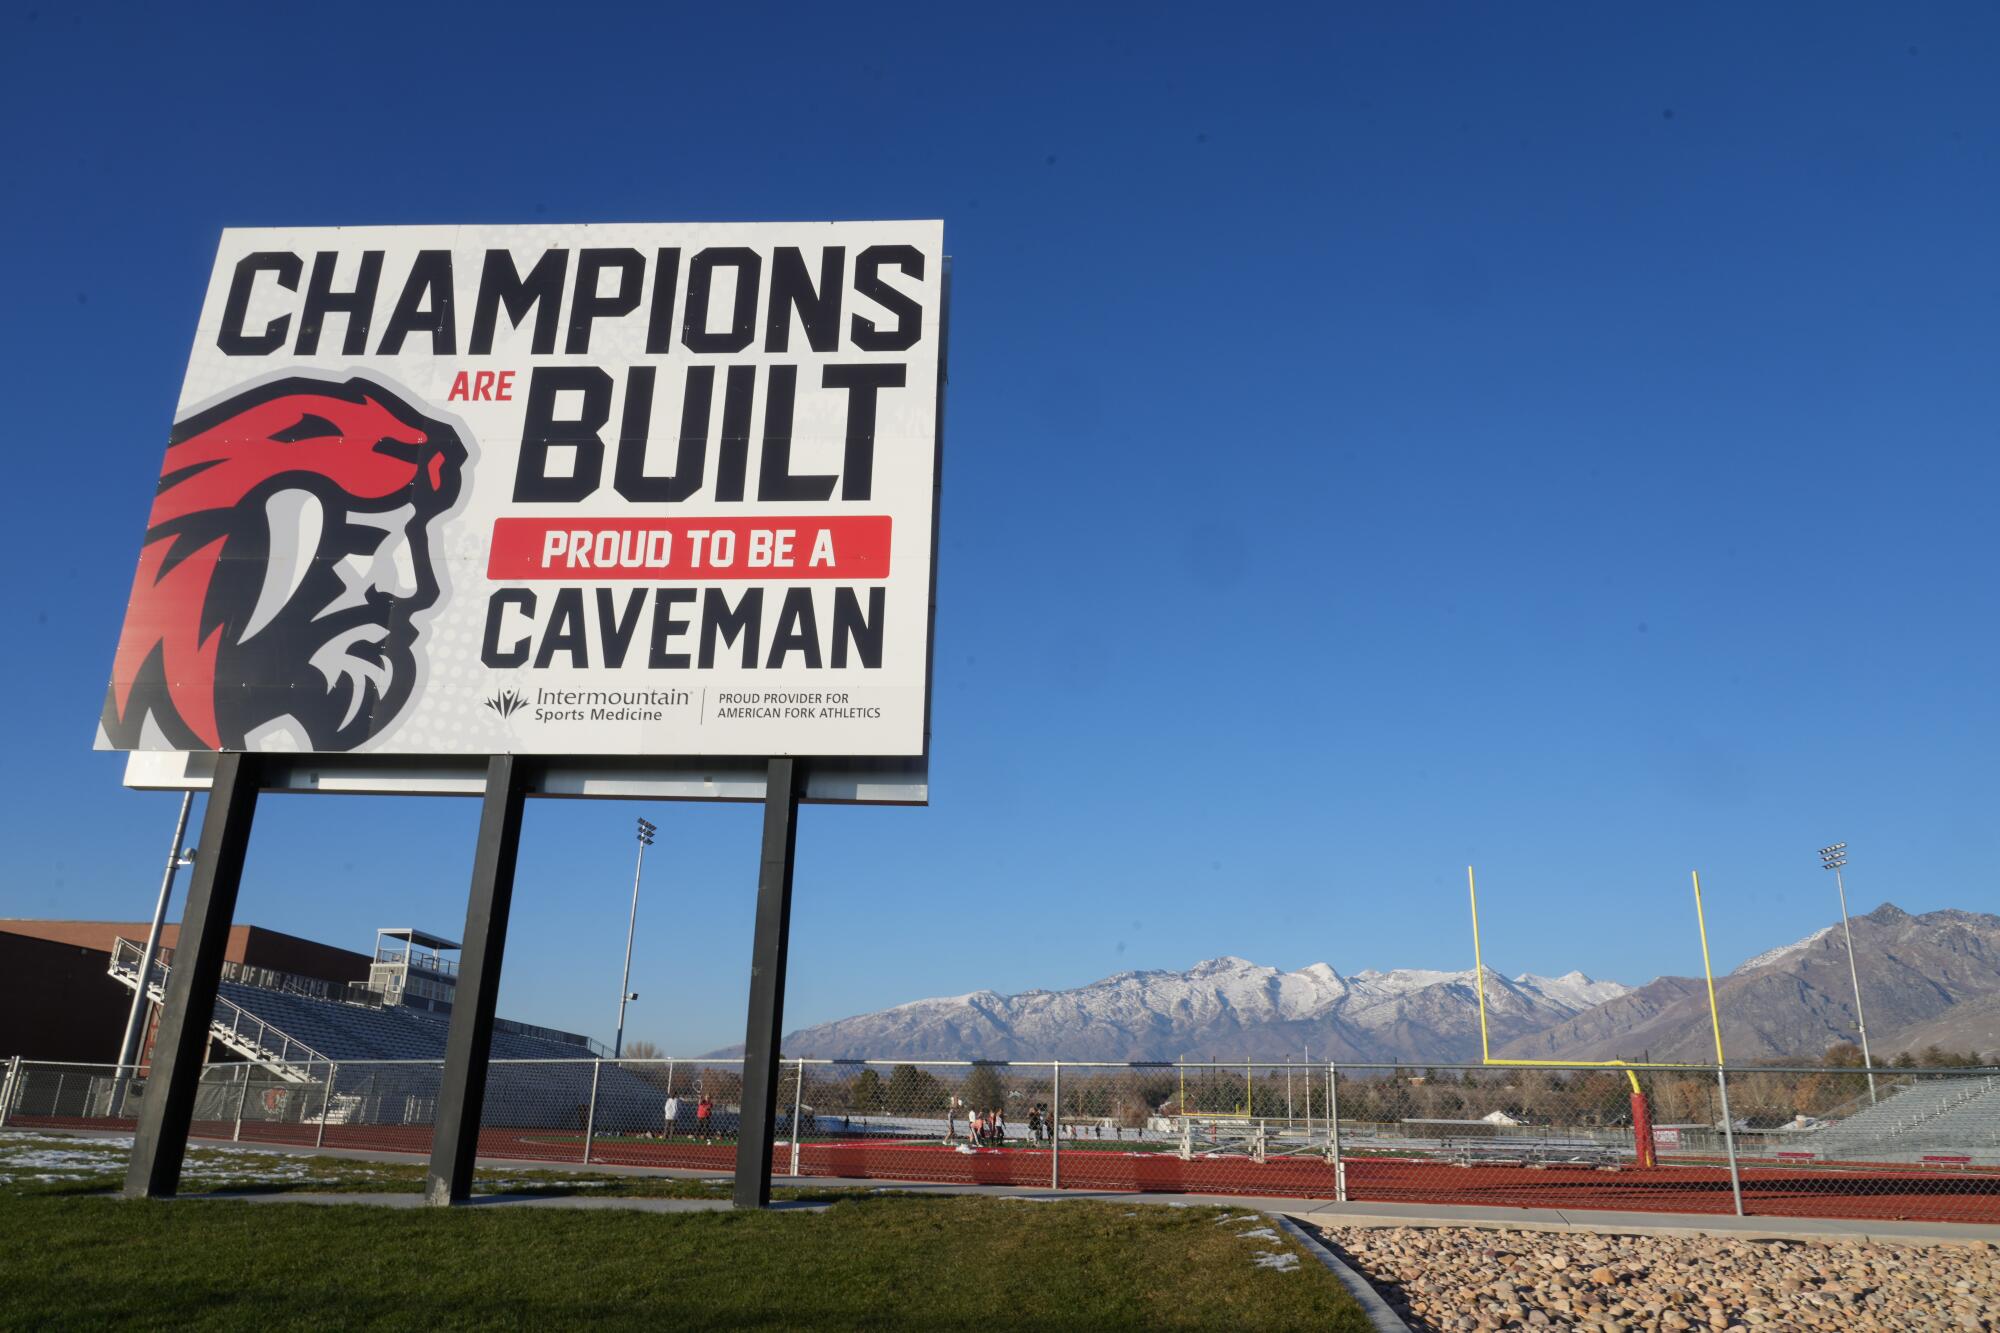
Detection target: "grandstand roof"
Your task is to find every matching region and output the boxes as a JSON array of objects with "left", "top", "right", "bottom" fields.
[{"left": 375, "top": 928, "right": 461, "bottom": 950}]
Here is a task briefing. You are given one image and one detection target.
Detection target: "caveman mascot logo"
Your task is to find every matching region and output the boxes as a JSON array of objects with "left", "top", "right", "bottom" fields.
[{"left": 100, "top": 376, "right": 467, "bottom": 752}]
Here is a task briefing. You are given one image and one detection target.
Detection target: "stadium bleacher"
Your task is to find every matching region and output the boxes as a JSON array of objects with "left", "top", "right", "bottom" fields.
[
  {"left": 1795, "top": 1074, "right": 2000, "bottom": 1164},
  {"left": 113, "top": 934, "right": 668, "bottom": 1134}
]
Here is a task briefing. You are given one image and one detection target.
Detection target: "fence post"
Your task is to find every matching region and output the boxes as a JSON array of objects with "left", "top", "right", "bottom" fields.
[
  {"left": 789, "top": 1059, "right": 804, "bottom": 1177},
  {"left": 1051, "top": 1061, "right": 1061, "bottom": 1190},
  {"left": 1328, "top": 1064, "right": 1346, "bottom": 1203},
  {"left": 54, "top": 1072, "right": 67, "bottom": 1121},
  {"left": 316, "top": 1063, "right": 336, "bottom": 1148},
  {"left": 582, "top": 1059, "right": 602, "bottom": 1165},
  {"left": 232, "top": 1064, "right": 252, "bottom": 1142},
  {"left": 1715, "top": 1066, "right": 1744, "bottom": 1217},
  {"left": 0, "top": 1056, "right": 19, "bottom": 1129}
]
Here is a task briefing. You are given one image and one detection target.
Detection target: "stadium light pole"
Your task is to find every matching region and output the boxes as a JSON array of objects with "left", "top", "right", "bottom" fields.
[
  {"left": 114, "top": 793, "right": 197, "bottom": 1105},
  {"left": 612, "top": 817, "right": 656, "bottom": 1061},
  {"left": 1819, "top": 842, "right": 1877, "bottom": 1105}
]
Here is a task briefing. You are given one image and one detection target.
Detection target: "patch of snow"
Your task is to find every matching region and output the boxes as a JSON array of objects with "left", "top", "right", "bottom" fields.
[
  {"left": 1513, "top": 971, "right": 1631, "bottom": 1011},
  {"left": 1252, "top": 1251, "right": 1301, "bottom": 1272},
  {"left": 1734, "top": 925, "right": 1836, "bottom": 974}
]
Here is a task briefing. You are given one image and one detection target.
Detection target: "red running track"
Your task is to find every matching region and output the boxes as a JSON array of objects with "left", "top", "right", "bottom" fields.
[{"left": 17, "top": 1117, "right": 1998, "bottom": 1226}]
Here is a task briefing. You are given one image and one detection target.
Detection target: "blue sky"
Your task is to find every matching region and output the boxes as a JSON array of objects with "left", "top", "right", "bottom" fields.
[{"left": 1, "top": 4, "right": 1995, "bottom": 1055}]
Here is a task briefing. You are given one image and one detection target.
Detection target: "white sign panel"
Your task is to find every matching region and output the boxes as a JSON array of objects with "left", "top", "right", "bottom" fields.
[{"left": 98, "top": 222, "right": 944, "bottom": 759}]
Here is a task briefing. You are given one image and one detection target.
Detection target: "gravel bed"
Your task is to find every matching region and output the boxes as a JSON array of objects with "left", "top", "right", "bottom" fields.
[{"left": 1314, "top": 1223, "right": 2000, "bottom": 1331}]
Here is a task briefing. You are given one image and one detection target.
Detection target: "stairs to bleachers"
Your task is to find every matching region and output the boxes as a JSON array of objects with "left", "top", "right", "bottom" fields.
[
  {"left": 106, "top": 938, "right": 661, "bottom": 1131},
  {"left": 109, "top": 939, "right": 329, "bottom": 1082}
]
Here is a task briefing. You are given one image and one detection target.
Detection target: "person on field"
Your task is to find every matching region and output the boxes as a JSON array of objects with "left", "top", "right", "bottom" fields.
[
  {"left": 991, "top": 1108, "right": 1006, "bottom": 1144},
  {"left": 696, "top": 1095, "right": 714, "bottom": 1142},
  {"left": 945, "top": 1096, "right": 961, "bottom": 1144}
]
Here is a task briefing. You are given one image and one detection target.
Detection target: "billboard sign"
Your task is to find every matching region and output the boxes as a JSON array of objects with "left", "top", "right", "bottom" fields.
[{"left": 98, "top": 222, "right": 944, "bottom": 759}]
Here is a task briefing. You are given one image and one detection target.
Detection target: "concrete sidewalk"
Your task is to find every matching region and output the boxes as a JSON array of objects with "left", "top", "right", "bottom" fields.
[{"left": 171, "top": 1175, "right": 2000, "bottom": 1247}]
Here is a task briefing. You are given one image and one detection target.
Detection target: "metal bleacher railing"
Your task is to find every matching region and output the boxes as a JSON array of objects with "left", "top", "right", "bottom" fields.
[
  {"left": 106, "top": 938, "right": 331, "bottom": 1082},
  {"left": 4, "top": 1052, "right": 1998, "bottom": 1225},
  {"left": 106, "top": 938, "right": 609, "bottom": 1073}
]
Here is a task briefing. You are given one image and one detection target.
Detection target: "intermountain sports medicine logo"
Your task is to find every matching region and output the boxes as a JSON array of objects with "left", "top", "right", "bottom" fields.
[
  {"left": 483, "top": 688, "right": 528, "bottom": 719},
  {"left": 101, "top": 376, "right": 467, "bottom": 752}
]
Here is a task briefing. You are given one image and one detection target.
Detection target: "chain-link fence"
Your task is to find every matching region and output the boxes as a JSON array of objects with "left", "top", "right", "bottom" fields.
[{"left": 6, "top": 1054, "right": 1995, "bottom": 1224}]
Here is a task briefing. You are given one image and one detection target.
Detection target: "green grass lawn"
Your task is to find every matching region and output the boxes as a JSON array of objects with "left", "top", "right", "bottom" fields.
[
  {"left": 0, "top": 1132, "right": 1370, "bottom": 1329},
  {"left": 0, "top": 1193, "right": 1368, "bottom": 1330}
]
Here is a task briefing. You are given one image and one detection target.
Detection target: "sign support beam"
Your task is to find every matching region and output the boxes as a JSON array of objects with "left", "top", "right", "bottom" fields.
[
  {"left": 124, "top": 751, "right": 263, "bottom": 1199},
  {"left": 425, "top": 754, "right": 531, "bottom": 1206},
  {"left": 733, "top": 756, "right": 803, "bottom": 1209}
]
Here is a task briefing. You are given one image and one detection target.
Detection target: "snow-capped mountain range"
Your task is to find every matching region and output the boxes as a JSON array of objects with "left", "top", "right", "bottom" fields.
[
  {"left": 754, "top": 907, "right": 2000, "bottom": 1064},
  {"left": 770, "top": 955, "right": 1632, "bottom": 1063}
]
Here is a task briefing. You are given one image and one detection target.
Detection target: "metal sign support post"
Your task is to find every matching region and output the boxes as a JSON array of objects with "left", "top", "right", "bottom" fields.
[
  {"left": 733, "top": 756, "right": 803, "bottom": 1210},
  {"left": 124, "top": 752, "right": 263, "bottom": 1199},
  {"left": 425, "top": 755, "right": 531, "bottom": 1206}
]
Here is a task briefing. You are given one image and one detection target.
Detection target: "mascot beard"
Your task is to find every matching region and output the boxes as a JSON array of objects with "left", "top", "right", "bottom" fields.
[{"left": 101, "top": 377, "right": 467, "bottom": 752}]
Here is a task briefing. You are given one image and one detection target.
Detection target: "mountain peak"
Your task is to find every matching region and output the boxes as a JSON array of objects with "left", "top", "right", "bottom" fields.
[{"left": 1189, "top": 955, "right": 1261, "bottom": 973}]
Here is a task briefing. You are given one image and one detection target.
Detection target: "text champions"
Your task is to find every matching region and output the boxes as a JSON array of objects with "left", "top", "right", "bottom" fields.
[{"left": 212, "top": 235, "right": 937, "bottom": 683}]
